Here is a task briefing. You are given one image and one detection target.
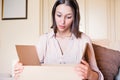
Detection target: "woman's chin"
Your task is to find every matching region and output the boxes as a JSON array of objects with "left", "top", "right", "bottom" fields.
[{"left": 58, "top": 29, "right": 65, "bottom": 32}]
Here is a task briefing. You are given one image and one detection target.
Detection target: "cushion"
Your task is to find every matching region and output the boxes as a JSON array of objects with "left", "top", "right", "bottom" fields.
[{"left": 92, "top": 44, "right": 120, "bottom": 80}]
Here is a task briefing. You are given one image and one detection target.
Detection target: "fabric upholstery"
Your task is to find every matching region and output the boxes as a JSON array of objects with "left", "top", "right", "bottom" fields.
[{"left": 93, "top": 44, "right": 120, "bottom": 80}]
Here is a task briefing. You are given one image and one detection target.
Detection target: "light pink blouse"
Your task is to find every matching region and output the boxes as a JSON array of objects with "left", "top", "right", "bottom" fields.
[{"left": 36, "top": 31, "right": 104, "bottom": 80}]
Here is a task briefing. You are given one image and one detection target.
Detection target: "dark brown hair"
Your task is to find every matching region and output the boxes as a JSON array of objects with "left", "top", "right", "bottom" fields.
[{"left": 51, "top": 0, "right": 81, "bottom": 38}]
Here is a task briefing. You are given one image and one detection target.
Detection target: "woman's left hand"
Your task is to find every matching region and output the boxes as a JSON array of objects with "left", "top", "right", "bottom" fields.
[{"left": 75, "top": 59, "right": 93, "bottom": 80}]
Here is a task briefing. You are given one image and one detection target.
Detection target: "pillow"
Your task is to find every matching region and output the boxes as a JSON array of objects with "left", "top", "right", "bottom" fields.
[{"left": 92, "top": 44, "right": 120, "bottom": 80}]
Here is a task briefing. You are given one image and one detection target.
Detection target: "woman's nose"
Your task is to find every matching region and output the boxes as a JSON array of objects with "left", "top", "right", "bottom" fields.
[{"left": 61, "top": 17, "right": 65, "bottom": 24}]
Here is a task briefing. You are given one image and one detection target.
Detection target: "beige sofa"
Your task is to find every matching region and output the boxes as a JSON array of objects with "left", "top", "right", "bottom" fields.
[{"left": 92, "top": 44, "right": 120, "bottom": 80}]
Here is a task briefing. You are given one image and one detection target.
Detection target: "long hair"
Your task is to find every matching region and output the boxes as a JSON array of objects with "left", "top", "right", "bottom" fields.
[{"left": 51, "top": 0, "right": 81, "bottom": 38}]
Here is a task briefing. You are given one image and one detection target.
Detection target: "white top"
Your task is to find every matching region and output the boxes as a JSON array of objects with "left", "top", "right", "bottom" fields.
[{"left": 35, "top": 31, "right": 104, "bottom": 80}]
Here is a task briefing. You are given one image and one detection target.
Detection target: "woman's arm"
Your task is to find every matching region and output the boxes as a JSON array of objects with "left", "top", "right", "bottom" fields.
[
  {"left": 85, "top": 37, "right": 104, "bottom": 80},
  {"left": 76, "top": 33, "right": 104, "bottom": 80}
]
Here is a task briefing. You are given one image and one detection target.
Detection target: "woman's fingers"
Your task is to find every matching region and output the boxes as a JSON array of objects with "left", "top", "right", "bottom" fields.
[
  {"left": 75, "top": 60, "right": 90, "bottom": 79},
  {"left": 14, "top": 63, "right": 23, "bottom": 70},
  {"left": 14, "top": 61, "right": 24, "bottom": 79}
]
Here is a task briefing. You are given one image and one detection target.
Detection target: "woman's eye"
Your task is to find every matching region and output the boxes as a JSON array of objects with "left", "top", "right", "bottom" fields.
[
  {"left": 67, "top": 16, "right": 72, "bottom": 19},
  {"left": 57, "top": 14, "right": 61, "bottom": 17}
]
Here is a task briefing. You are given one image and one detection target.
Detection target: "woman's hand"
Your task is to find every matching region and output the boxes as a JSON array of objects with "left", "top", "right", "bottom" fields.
[
  {"left": 75, "top": 60, "right": 97, "bottom": 80},
  {"left": 14, "top": 61, "right": 24, "bottom": 80}
]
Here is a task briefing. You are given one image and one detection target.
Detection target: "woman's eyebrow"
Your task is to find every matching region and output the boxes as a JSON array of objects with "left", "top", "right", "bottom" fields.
[
  {"left": 56, "top": 11, "right": 73, "bottom": 15},
  {"left": 56, "top": 11, "right": 62, "bottom": 14}
]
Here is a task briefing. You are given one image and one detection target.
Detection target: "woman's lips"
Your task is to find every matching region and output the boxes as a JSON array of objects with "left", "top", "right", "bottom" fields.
[{"left": 59, "top": 25, "right": 65, "bottom": 29}]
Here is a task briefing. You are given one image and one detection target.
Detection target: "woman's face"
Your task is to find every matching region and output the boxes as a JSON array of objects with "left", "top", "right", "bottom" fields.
[{"left": 55, "top": 4, "right": 74, "bottom": 33}]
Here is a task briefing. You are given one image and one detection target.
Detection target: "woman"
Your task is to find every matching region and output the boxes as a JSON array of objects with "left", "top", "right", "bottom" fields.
[{"left": 14, "top": 0, "right": 104, "bottom": 80}]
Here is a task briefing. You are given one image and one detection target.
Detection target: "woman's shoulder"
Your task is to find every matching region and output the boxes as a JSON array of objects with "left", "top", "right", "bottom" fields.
[
  {"left": 39, "top": 31, "right": 54, "bottom": 39},
  {"left": 81, "top": 32, "right": 90, "bottom": 39},
  {"left": 80, "top": 32, "right": 92, "bottom": 43},
  {"left": 37, "top": 31, "right": 54, "bottom": 46}
]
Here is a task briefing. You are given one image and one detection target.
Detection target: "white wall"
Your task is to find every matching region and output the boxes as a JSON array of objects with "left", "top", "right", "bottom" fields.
[{"left": 0, "top": 0, "right": 40, "bottom": 74}]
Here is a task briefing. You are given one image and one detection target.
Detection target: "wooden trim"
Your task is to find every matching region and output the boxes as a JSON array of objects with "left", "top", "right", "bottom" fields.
[{"left": 39, "top": 0, "right": 43, "bottom": 35}]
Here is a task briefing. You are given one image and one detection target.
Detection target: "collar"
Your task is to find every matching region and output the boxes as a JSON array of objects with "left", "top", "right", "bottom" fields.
[{"left": 47, "top": 30, "right": 76, "bottom": 40}]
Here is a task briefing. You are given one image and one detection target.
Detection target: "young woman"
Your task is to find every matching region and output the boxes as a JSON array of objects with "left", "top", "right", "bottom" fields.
[{"left": 14, "top": 0, "right": 104, "bottom": 80}]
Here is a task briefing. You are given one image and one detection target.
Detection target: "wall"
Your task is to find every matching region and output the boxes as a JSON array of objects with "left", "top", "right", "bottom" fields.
[{"left": 0, "top": 0, "right": 40, "bottom": 74}]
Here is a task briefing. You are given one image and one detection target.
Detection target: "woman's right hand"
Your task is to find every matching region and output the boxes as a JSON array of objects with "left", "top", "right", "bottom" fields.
[{"left": 14, "top": 61, "right": 24, "bottom": 80}]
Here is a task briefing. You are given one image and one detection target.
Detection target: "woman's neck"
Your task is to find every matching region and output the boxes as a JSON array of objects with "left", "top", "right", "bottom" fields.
[{"left": 56, "top": 31, "right": 72, "bottom": 38}]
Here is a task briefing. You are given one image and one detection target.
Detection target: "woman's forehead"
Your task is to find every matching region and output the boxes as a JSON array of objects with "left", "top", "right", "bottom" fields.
[{"left": 56, "top": 4, "right": 73, "bottom": 15}]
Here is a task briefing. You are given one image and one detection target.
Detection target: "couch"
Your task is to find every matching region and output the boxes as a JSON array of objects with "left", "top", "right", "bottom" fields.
[{"left": 92, "top": 44, "right": 120, "bottom": 80}]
